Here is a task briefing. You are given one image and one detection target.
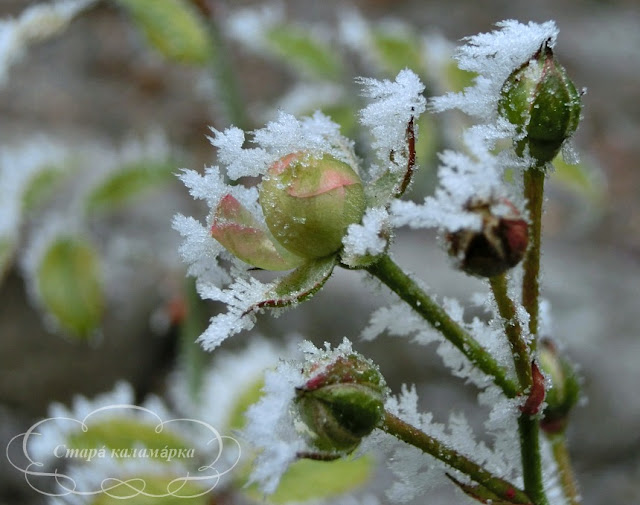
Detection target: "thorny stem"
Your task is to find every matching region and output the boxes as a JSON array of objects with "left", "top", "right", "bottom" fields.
[
  {"left": 549, "top": 434, "right": 582, "bottom": 505},
  {"left": 522, "top": 167, "right": 545, "bottom": 347},
  {"left": 520, "top": 166, "right": 551, "bottom": 505},
  {"left": 489, "top": 274, "right": 532, "bottom": 389},
  {"left": 382, "top": 412, "right": 532, "bottom": 504},
  {"left": 366, "top": 255, "right": 519, "bottom": 398},
  {"left": 491, "top": 274, "right": 548, "bottom": 505}
]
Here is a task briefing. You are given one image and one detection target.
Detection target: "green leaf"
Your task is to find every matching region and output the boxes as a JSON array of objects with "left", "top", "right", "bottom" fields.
[
  {"left": 371, "top": 28, "right": 424, "bottom": 76},
  {"left": 244, "top": 456, "right": 375, "bottom": 504},
  {"left": 37, "top": 237, "right": 104, "bottom": 339},
  {"left": 228, "top": 377, "right": 264, "bottom": 431},
  {"left": 67, "top": 418, "right": 191, "bottom": 455},
  {"left": 114, "top": 0, "right": 214, "bottom": 64},
  {"left": 22, "top": 165, "right": 68, "bottom": 212},
  {"left": 266, "top": 25, "right": 343, "bottom": 79},
  {"left": 85, "top": 160, "right": 175, "bottom": 213},
  {"left": 91, "top": 474, "right": 210, "bottom": 505},
  {"left": 552, "top": 155, "right": 606, "bottom": 206}
]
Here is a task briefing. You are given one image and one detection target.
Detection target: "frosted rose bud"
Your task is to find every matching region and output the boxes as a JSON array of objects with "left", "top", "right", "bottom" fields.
[
  {"left": 447, "top": 199, "right": 528, "bottom": 278},
  {"left": 296, "top": 353, "right": 386, "bottom": 454},
  {"left": 259, "top": 153, "right": 366, "bottom": 259},
  {"left": 498, "top": 42, "right": 582, "bottom": 164},
  {"left": 539, "top": 339, "right": 581, "bottom": 434}
]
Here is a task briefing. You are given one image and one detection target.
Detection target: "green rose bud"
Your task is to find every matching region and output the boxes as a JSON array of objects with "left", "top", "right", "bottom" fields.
[
  {"left": 296, "top": 353, "right": 387, "bottom": 454},
  {"left": 498, "top": 41, "right": 582, "bottom": 165},
  {"left": 259, "top": 153, "right": 366, "bottom": 259},
  {"left": 446, "top": 198, "right": 529, "bottom": 278},
  {"left": 539, "top": 339, "right": 581, "bottom": 434}
]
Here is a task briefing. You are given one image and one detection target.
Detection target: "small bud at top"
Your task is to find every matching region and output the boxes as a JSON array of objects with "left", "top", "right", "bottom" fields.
[
  {"left": 259, "top": 153, "right": 366, "bottom": 260},
  {"left": 446, "top": 198, "right": 529, "bottom": 278},
  {"left": 295, "top": 353, "right": 387, "bottom": 454},
  {"left": 539, "top": 339, "right": 581, "bottom": 434},
  {"left": 498, "top": 41, "right": 582, "bottom": 165}
]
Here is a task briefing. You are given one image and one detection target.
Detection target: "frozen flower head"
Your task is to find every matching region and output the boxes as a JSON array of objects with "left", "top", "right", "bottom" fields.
[
  {"left": 173, "top": 70, "right": 426, "bottom": 351},
  {"left": 431, "top": 20, "right": 581, "bottom": 165},
  {"left": 243, "top": 338, "right": 387, "bottom": 495}
]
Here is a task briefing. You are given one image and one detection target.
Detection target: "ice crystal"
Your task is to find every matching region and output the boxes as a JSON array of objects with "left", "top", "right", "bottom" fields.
[
  {"left": 431, "top": 20, "right": 559, "bottom": 120},
  {"left": 341, "top": 207, "right": 389, "bottom": 266},
  {"left": 243, "top": 359, "right": 306, "bottom": 495},
  {"left": 358, "top": 70, "right": 426, "bottom": 176}
]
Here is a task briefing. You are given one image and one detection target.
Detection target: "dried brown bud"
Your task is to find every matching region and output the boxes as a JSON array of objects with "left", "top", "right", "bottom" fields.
[{"left": 447, "top": 199, "right": 528, "bottom": 278}]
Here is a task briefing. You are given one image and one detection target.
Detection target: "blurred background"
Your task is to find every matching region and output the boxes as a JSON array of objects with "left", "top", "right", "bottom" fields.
[{"left": 0, "top": 0, "right": 639, "bottom": 504}]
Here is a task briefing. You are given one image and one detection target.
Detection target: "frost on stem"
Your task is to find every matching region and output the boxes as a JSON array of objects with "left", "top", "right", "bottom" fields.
[{"left": 173, "top": 70, "right": 427, "bottom": 351}]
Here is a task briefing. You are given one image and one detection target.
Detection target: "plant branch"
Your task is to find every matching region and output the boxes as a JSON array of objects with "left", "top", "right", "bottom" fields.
[
  {"left": 549, "top": 434, "right": 582, "bottom": 505},
  {"left": 522, "top": 168, "right": 545, "bottom": 346},
  {"left": 489, "top": 274, "right": 532, "bottom": 389},
  {"left": 366, "top": 255, "right": 519, "bottom": 398},
  {"left": 383, "top": 412, "right": 532, "bottom": 504},
  {"left": 518, "top": 416, "right": 549, "bottom": 505}
]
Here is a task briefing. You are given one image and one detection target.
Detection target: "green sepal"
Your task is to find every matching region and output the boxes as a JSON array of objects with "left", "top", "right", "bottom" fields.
[
  {"left": 114, "top": 0, "right": 214, "bottom": 64},
  {"left": 252, "top": 254, "right": 337, "bottom": 311},
  {"left": 37, "top": 237, "right": 104, "bottom": 339}
]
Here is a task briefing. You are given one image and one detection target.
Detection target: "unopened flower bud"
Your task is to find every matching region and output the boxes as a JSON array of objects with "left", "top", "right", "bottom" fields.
[
  {"left": 446, "top": 199, "right": 528, "bottom": 278},
  {"left": 259, "top": 153, "right": 366, "bottom": 259},
  {"left": 539, "top": 339, "right": 581, "bottom": 434},
  {"left": 498, "top": 41, "right": 582, "bottom": 164},
  {"left": 296, "top": 353, "right": 386, "bottom": 454}
]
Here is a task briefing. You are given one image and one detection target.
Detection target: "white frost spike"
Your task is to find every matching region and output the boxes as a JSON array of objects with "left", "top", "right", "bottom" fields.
[
  {"left": 0, "top": 0, "right": 96, "bottom": 86},
  {"left": 341, "top": 207, "right": 389, "bottom": 266},
  {"left": 243, "top": 358, "right": 306, "bottom": 495},
  {"left": 431, "top": 20, "right": 558, "bottom": 120},
  {"left": 195, "top": 276, "right": 271, "bottom": 351},
  {"left": 358, "top": 70, "right": 426, "bottom": 172}
]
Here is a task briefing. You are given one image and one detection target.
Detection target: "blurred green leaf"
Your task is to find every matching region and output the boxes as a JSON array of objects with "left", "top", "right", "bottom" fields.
[
  {"left": 371, "top": 28, "right": 424, "bottom": 76},
  {"left": 37, "top": 237, "right": 104, "bottom": 339},
  {"left": 443, "top": 61, "right": 476, "bottom": 93},
  {"left": 322, "top": 104, "right": 358, "bottom": 137},
  {"left": 244, "top": 456, "right": 375, "bottom": 504},
  {"left": 85, "top": 160, "right": 175, "bottom": 213},
  {"left": 91, "top": 474, "right": 209, "bottom": 504},
  {"left": 228, "top": 377, "right": 264, "bottom": 432},
  {"left": 68, "top": 417, "right": 191, "bottom": 455},
  {"left": 115, "top": 0, "right": 214, "bottom": 64},
  {"left": 22, "top": 166, "right": 67, "bottom": 212},
  {"left": 552, "top": 155, "right": 607, "bottom": 206},
  {"left": 266, "top": 26, "right": 343, "bottom": 79}
]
